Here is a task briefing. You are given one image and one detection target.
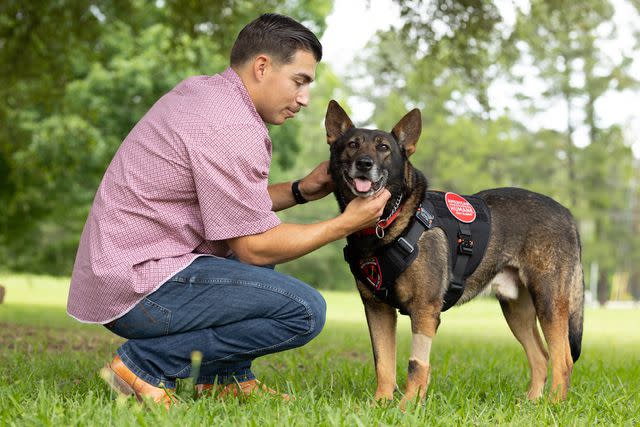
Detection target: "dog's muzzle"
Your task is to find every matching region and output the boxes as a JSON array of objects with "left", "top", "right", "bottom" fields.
[{"left": 342, "top": 157, "right": 388, "bottom": 197}]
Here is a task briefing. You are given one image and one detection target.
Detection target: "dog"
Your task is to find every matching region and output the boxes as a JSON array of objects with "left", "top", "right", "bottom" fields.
[{"left": 325, "top": 100, "right": 584, "bottom": 407}]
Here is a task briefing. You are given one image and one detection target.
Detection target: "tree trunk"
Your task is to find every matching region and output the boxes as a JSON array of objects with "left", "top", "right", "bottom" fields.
[
  {"left": 597, "top": 270, "right": 609, "bottom": 305},
  {"left": 629, "top": 271, "right": 640, "bottom": 301},
  {"left": 562, "top": 60, "right": 577, "bottom": 209}
]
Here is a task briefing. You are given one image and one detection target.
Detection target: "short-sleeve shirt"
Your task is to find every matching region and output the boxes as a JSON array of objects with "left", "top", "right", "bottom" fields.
[{"left": 67, "top": 68, "right": 280, "bottom": 323}]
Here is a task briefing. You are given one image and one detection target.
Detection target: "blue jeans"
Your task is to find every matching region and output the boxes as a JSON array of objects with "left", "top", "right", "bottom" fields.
[{"left": 105, "top": 256, "right": 326, "bottom": 388}]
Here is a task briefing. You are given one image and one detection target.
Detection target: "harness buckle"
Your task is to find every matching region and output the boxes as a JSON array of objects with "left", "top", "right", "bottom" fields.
[
  {"left": 457, "top": 234, "right": 474, "bottom": 255},
  {"left": 449, "top": 278, "right": 465, "bottom": 292},
  {"left": 397, "top": 237, "right": 414, "bottom": 256},
  {"left": 416, "top": 207, "right": 434, "bottom": 229}
]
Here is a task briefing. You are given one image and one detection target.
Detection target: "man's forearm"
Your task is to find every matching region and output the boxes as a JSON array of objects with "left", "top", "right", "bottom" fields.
[
  {"left": 269, "top": 161, "right": 334, "bottom": 211},
  {"left": 229, "top": 187, "right": 390, "bottom": 266},
  {"left": 268, "top": 182, "right": 298, "bottom": 212},
  {"left": 227, "top": 218, "right": 351, "bottom": 266}
]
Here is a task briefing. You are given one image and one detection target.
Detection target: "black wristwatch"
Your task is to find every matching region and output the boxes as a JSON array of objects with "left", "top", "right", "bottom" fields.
[{"left": 291, "top": 180, "right": 308, "bottom": 204}]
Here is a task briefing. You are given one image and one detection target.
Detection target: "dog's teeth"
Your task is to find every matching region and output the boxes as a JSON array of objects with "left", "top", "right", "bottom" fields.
[{"left": 354, "top": 178, "right": 372, "bottom": 193}]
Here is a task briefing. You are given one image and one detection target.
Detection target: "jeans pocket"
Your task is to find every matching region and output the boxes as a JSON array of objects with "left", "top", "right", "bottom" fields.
[{"left": 106, "top": 297, "right": 172, "bottom": 339}]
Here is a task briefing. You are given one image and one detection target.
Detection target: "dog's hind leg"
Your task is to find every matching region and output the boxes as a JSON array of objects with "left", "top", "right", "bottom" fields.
[
  {"left": 495, "top": 268, "right": 549, "bottom": 400},
  {"left": 538, "top": 311, "right": 573, "bottom": 402},
  {"left": 527, "top": 271, "right": 575, "bottom": 402},
  {"left": 361, "top": 293, "right": 398, "bottom": 401},
  {"left": 399, "top": 308, "right": 439, "bottom": 409}
]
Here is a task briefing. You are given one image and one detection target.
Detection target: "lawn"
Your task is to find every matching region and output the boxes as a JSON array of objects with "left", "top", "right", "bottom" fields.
[{"left": 0, "top": 273, "right": 638, "bottom": 426}]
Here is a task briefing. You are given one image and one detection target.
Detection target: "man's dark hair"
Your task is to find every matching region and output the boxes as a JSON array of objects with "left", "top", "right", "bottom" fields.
[{"left": 230, "top": 13, "right": 322, "bottom": 67}]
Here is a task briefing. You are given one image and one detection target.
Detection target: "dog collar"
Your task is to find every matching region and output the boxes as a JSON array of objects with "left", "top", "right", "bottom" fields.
[{"left": 358, "top": 193, "right": 404, "bottom": 238}]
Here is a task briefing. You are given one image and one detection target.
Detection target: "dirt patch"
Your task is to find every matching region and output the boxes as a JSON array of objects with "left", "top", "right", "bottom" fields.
[{"left": 0, "top": 322, "right": 123, "bottom": 353}]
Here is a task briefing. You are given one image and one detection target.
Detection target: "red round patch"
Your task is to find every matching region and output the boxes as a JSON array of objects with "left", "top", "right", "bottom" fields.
[
  {"left": 445, "top": 192, "right": 476, "bottom": 223},
  {"left": 359, "top": 257, "right": 382, "bottom": 290}
]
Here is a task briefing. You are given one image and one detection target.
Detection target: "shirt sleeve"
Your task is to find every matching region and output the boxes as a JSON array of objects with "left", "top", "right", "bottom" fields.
[{"left": 189, "top": 124, "right": 280, "bottom": 240}]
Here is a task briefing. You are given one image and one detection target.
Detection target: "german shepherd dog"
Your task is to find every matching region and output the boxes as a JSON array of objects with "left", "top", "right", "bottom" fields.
[{"left": 326, "top": 100, "right": 584, "bottom": 407}]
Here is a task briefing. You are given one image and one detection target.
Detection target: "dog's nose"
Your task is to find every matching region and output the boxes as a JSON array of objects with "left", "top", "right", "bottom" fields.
[{"left": 356, "top": 156, "right": 374, "bottom": 172}]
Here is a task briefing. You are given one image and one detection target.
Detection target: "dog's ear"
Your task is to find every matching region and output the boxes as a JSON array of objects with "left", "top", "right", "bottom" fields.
[
  {"left": 325, "top": 100, "right": 354, "bottom": 145},
  {"left": 391, "top": 109, "right": 422, "bottom": 157}
]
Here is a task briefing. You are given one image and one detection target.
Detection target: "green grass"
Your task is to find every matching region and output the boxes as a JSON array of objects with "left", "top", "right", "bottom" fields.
[{"left": 1, "top": 273, "right": 639, "bottom": 426}]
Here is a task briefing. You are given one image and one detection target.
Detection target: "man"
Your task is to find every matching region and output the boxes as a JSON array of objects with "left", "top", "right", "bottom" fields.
[{"left": 67, "top": 13, "right": 390, "bottom": 408}]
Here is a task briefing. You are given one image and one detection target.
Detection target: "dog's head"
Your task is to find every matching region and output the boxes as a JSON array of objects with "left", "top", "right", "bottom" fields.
[{"left": 325, "top": 100, "right": 422, "bottom": 203}]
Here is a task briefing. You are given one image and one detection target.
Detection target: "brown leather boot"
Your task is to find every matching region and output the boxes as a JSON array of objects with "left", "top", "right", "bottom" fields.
[
  {"left": 100, "top": 355, "right": 177, "bottom": 409},
  {"left": 195, "top": 379, "right": 293, "bottom": 401}
]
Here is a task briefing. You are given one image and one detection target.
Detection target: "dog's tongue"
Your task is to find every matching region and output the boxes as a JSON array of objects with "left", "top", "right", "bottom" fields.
[{"left": 354, "top": 178, "right": 372, "bottom": 193}]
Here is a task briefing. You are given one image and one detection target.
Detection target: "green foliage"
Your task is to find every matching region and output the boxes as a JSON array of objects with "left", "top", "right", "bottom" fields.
[
  {"left": 0, "top": 1, "right": 333, "bottom": 274},
  {"left": 509, "top": 0, "right": 639, "bottom": 294},
  {"left": 393, "top": 0, "right": 504, "bottom": 114},
  {"left": 361, "top": 0, "right": 640, "bottom": 298},
  {"left": 1, "top": 0, "right": 639, "bottom": 300}
]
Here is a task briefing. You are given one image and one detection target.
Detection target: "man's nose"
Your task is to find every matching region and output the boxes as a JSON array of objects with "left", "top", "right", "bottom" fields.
[{"left": 296, "top": 86, "right": 310, "bottom": 107}]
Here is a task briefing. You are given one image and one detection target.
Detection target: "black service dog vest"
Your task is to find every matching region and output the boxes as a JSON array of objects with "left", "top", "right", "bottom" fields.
[{"left": 344, "top": 190, "right": 491, "bottom": 312}]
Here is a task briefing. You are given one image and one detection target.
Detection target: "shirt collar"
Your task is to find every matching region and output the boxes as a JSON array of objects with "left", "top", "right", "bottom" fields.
[{"left": 220, "top": 67, "right": 266, "bottom": 130}]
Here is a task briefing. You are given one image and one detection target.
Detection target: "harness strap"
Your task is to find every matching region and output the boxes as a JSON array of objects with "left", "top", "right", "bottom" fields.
[
  {"left": 344, "top": 190, "right": 490, "bottom": 313},
  {"left": 380, "top": 206, "right": 434, "bottom": 299},
  {"left": 442, "top": 222, "right": 472, "bottom": 311},
  {"left": 344, "top": 193, "right": 436, "bottom": 304}
]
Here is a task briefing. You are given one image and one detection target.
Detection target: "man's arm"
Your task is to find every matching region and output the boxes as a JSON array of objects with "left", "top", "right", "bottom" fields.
[
  {"left": 269, "top": 161, "right": 333, "bottom": 211},
  {"left": 227, "top": 189, "right": 390, "bottom": 265},
  {"left": 268, "top": 181, "right": 301, "bottom": 212}
]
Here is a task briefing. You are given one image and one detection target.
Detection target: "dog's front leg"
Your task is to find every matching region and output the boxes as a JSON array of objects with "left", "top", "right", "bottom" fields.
[
  {"left": 400, "top": 309, "right": 439, "bottom": 409},
  {"left": 361, "top": 293, "right": 398, "bottom": 401}
]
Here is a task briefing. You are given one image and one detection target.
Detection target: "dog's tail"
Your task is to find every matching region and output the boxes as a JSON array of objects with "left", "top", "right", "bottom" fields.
[{"left": 568, "top": 257, "right": 585, "bottom": 363}]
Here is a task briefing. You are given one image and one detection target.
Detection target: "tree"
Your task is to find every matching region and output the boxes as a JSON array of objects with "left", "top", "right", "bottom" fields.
[
  {"left": 511, "top": 0, "right": 639, "bottom": 300},
  {"left": 0, "top": 1, "right": 333, "bottom": 274},
  {"left": 355, "top": 0, "right": 640, "bottom": 301}
]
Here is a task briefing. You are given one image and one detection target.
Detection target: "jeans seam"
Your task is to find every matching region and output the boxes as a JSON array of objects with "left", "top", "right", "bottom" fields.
[
  {"left": 168, "top": 279, "right": 316, "bottom": 376},
  {"left": 141, "top": 297, "right": 172, "bottom": 336},
  {"left": 200, "top": 332, "right": 301, "bottom": 366},
  {"left": 169, "top": 277, "right": 316, "bottom": 335},
  {"left": 171, "top": 364, "right": 191, "bottom": 378},
  {"left": 174, "top": 278, "right": 314, "bottom": 320}
]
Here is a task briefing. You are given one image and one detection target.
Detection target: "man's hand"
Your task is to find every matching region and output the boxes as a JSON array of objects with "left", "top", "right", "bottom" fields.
[
  {"left": 297, "top": 160, "right": 333, "bottom": 202},
  {"left": 340, "top": 189, "right": 391, "bottom": 232},
  {"left": 228, "top": 188, "right": 391, "bottom": 266}
]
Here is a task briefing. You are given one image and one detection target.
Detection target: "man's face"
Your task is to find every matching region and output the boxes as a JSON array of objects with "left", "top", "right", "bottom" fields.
[{"left": 257, "top": 50, "right": 317, "bottom": 125}]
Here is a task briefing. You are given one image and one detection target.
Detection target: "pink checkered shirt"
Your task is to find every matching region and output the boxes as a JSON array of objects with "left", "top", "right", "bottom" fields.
[{"left": 67, "top": 68, "right": 281, "bottom": 323}]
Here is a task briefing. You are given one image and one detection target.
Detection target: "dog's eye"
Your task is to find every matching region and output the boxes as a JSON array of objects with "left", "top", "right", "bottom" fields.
[
  {"left": 377, "top": 143, "right": 390, "bottom": 152},
  {"left": 348, "top": 140, "right": 360, "bottom": 149}
]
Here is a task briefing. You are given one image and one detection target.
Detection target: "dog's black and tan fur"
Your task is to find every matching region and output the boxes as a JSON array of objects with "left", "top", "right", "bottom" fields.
[{"left": 326, "top": 100, "right": 584, "bottom": 407}]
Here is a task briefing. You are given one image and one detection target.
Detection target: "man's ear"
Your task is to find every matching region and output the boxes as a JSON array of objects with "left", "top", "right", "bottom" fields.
[
  {"left": 252, "top": 54, "right": 271, "bottom": 81},
  {"left": 325, "top": 100, "right": 354, "bottom": 145},
  {"left": 391, "top": 108, "right": 422, "bottom": 157}
]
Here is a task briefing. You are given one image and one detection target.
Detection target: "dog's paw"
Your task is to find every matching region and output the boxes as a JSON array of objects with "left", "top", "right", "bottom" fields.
[
  {"left": 399, "top": 394, "right": 425, "bottom": 412},
  {"left": 373, "top": 391, "right": 394, "bottom": 401},
  {"left": 370, "top": 395, "right": 394, "bottom": 408},
  {"left": 399, "top": 392, "right": 428, "bottom": 411}
]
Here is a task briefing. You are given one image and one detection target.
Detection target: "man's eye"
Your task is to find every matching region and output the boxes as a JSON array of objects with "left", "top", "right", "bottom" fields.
[{"left": 348, "top": 141, "right": 359, "bottom": 149}]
